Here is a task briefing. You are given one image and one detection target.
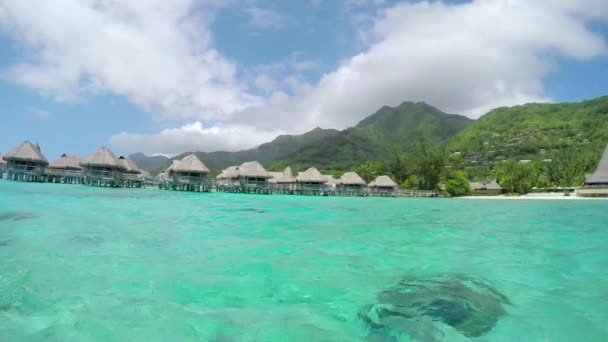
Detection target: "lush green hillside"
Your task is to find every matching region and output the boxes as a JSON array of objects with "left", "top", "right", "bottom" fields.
[
  {"left": 279, "top": 102, "right": 474, "bottom": 170},
  {"left": 449, "top": 97, "right": 608, "bottom": 166}
]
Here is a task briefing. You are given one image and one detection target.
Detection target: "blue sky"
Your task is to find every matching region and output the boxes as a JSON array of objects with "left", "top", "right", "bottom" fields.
[{"left": 0, "top": 0, "right": 607, "bottom": 159}]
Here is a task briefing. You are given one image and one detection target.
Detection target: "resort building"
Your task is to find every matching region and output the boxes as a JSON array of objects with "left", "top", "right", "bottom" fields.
[
  {"left": 167, "top": 154, "right": 211, "bottom": 192},
  {"left": 295, "top": 167, "right": 327, "bottom": 195},
  {"left": 81, "top": 147, "right": 126, "bottom": 187},
  {"left": 235, "top": 161, "right": 272, "bottom": 193},
  {"left": 0, "top": 154, "right": 6, "bottom": 179},
  {"left": 3, "top": 141, "right": 49, "bottom": 182},
  {"left": 469, "top": 180, "right": 503, "bottom": 195},
  {"left": 578, "top": 144, "right": 608, "bottom": 197},
  {"left": 368, "top": 175, "right": 398, "bottom": 196},
  {"left": 118, "top": 156, "right": 143, "bottom": 188},
  {"left": 322, "top": 175, "right": 338, "bottom": 191},
  {"left": 216, "top": 166, "right": 239, "bottom": 187},
  {"left": 47, "top": 154, "right": 84, "bottom": 184},
  {"left": 337, "top": 172, "right": 367, "bottom": 196},
  {"left": 268, "top": 166, "right": 295, "bottom": 193}
]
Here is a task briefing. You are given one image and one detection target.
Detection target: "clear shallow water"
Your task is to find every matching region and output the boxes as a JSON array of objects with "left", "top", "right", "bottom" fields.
[{"left": 1, "top": 180, "right": 607, "bottom": 341}]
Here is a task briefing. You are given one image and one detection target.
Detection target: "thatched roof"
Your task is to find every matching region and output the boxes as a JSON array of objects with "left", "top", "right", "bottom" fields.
[
  {"left": 118, "top": 156, "right": 142, "bottom": 174},
  {"left": 217, "top": 166, "right": 239, "bottom": 180},
  {"left": 339, "top": 171, "right": 366, "bottom": 186},
  {"left": 81, "top": 147, "right": 125, "bottom": 170},
  {"left": 237, "top": 161, "right": 271, "bottom": 178},
  {"left": 470, "top": 180, "right": 502, "bottom": 191},
  {"left": 269, "top": 166, "right": 295, "bottom": 183},
  {"left": 50, "top": 154, "right": 83, "bottom": 170},
  {"left": 586, "top": 144, "right": 608, "bottom": 184},
  {"left": 296, "top": 167, "right": 327, "bottom": 183},
  {"left": 3, "top": 141, "right": 49, "bottom": 165},
  {"left": 166, "top": 160, "right": 179, "bottom": 172},
  {"left": 172, "top": 154, "right": 210, "bottom": 174},
  {"left": 369, "top": 175, "right": 398, "bottom": 188},
  {"left": 322, "top": 175, "right": 338, "bottom": 185}
]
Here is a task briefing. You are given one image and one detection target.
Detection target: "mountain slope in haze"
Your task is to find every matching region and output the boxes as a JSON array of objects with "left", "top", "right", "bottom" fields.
[
  {"left": 280, "top": 102, "right": 474, "bottom": 170},
  {"left": 449, "top": 96, "right": 608, "bottom": 164},
  {"left": 129, "top": 153, "right": 171, "bottom": 174},
  {"left": 132, "top": 101, "right": 473, "bottom": 173},
  {"left": 130, "top": 127, "right": 340, "bottom": 174}
]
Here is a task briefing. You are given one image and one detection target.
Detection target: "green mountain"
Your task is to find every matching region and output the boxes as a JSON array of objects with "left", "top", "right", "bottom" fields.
[
  {"left": 281, "top": 102, "right": 473, "bottom": 170},
  {"left": 131, "top": 101, "right": 472, "bottom": 173},
  {"left": 449, "top": 96, "right": 608, "bottom": 165}
]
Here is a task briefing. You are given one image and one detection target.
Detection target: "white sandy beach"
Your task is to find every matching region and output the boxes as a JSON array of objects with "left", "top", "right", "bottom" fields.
[{"left": 462, "top": 193, "right": 606, "bottom": 200}]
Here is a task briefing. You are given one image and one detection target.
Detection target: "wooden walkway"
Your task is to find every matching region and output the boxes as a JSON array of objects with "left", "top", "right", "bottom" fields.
[{"left": 1, "top": 173, "right": 439, "bottom": 198}]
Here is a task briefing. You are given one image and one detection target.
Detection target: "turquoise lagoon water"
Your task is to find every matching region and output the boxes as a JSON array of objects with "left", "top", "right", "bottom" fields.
[{"left": 0, "top": 180, "right": 607, "bottom": 341}]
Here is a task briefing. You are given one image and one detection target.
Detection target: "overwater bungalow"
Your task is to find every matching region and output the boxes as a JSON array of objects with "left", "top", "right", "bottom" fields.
[
  {"left": 578, "top": 144, "right": 608, "bottom": 197},
  {"left": 322, "top": 175, "right": 338, "bottom": 192},
  {"left": 216, "top": 166, "right": 240, "bottom": 187},
  {"left": 236, "top": 161, "right": 272, "bottom": 194},
  {"left": 47, "top": 154, "right": 84, "bottom": 184},
  {"left": 295, "top": 167, "right": 327, "bottom": 195},
  {"left": 81, "top": 147, "right": 126, "bottom": 187},
  {"left": 337, "top": 171, "right": 367, "bottom": 196},
  {"left": 368, "top": 175, "right": 398, "bottom": 197},
  {"left": 268, "top": 166, "right": 295, "bottom": 194},
  {"left": 118, "top": 156, "right": 143, "bottom": 188},
  {"left": 0, "top": 154, "right": 6, "bottom": 179},
  {"left": 167, "top": 154, "right": 211, "bottom": 192},
  {"left": 3, "top": 141, "right": 49, "bottom": 182}
]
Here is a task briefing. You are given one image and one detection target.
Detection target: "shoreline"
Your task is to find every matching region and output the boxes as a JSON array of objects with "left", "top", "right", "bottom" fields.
[{"left": 461, "top": 193, "right": 606, "bottom": 200}]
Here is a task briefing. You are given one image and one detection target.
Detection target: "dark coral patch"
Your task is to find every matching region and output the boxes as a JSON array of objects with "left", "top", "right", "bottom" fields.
[{"left": 360, "top": 274, "right": 510, "bottom": 341}]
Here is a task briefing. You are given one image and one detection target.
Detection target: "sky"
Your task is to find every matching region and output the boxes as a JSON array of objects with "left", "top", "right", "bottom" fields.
[{"left": 0, "top": 0, "right": 607, "bottom": 159}]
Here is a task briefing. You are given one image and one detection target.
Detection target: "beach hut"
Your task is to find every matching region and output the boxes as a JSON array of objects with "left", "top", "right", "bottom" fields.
[
  {"left": 295, "top": 167, "right": 327, "bottom": 195},
  {"left": 579, "top": 144, "right": 608, "bottom": 197},
  {"left": 216, "top": 166, "right": 240, "bottom": 191},
  {"left": 268, "top": 166, "right": 295, "bottom": 194},
  {"left": 369, "top": 175, "right": 398, "bottom": 197},
  {"left": 167, "top": 154, "right": 211, "bottom": 192},
  {"left": 236, "top": 161, "right": 272, "bottom": 194},
  {"left": 3, "top": 141, "right": 49, "bottom": 182},
  {"left": 469, "top": 179, "right": 503, "bottom": 196},
  {"left": 81, "top": 147, "right": 126, "bottom": 187},
  {"left": 118, "top": 156, "right": 143, "bottom": 188},
  {"left": 47, "top": 154, "right": 84, "bottom": 184},
  {"left": 157, "top": 160, "right": 178, "bottom": 189},
  {"left": 337, "top": 171, "right": 367, "bottom": 196}
]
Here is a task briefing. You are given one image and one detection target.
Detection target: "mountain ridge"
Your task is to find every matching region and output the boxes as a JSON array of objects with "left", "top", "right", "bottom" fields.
[{"left": 130, "top": 101, "right": 472, "bottom": 173}]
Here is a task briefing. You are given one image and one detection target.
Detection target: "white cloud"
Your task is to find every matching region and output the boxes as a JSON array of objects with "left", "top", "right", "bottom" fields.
[
  {"left": 244, "top": 7, "right": 286, "bottom": 31},
  {"left": 0, "top": 0, "right": 259, "bottom": 122},
  {"left": 111, "top": 122, "right": 283, "bottom": 156},
  {"left": 253, "top": 74, "right": 278, "bottom": 93},
  {"left": 235, "top": 0, "right": 608, "bottom": 134},
  {"left": 2, "top": 0, "right": 608, "bottom": 155}
]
